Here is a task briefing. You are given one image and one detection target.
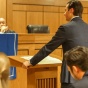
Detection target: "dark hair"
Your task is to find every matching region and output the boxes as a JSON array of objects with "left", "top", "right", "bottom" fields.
[
  {"left": 67, "top": 0, "right": 83, "bottom": 18},
  {"left": 64, "top": 46, "right": 88, "bottom": 72}
]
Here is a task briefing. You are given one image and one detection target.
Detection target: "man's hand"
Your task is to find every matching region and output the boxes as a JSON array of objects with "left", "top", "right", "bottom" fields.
[
  {"left": 1, "top": 26, "right": 8, "bottom": 33},
  {"left": 22, "top": 61, "right": 32, "bottom": 69}
]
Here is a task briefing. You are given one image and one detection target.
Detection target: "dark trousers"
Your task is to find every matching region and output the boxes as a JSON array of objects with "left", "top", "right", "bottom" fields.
[{"left": 61, "top": 83, "right": 72, "bottom": 88}]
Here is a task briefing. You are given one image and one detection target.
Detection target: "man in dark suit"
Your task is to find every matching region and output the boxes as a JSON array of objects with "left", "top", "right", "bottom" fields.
[
  {"left": 22, "top": 0, "right": 88, "bottom": 88},
  {"left": 64, "top": 46, "right": 88, "bottom": 88}
]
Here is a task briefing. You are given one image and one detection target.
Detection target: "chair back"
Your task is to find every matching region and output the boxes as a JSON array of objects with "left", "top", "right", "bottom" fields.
[{"left": 27, "top": 25, "right": 50, "bottom": 33}]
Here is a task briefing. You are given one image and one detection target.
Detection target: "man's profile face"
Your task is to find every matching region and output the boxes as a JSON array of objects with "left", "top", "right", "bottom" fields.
[{"left": 64, "top": 4, "right": 74, "bottom": 21}]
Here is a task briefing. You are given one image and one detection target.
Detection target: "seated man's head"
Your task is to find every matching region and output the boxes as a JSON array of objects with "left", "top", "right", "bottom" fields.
[
  {"left": 0, "top": 18, "right": 6, "bottom": 27},
  {"left": 64, "top": 46, "right": 88, "bottom": 80},
  {"left": 0, "top": 18, "right": 8, "bottom": 33}
]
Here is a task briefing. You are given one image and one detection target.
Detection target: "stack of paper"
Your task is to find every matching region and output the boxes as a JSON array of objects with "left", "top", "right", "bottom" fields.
[{"left": 21, "top": 56, "right": 62, "bottom": 64}]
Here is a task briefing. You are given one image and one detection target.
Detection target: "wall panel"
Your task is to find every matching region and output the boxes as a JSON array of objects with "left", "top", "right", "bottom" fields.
[
  {"left": 44, "top": 12, "right": 59, "bottom": 33},
  {"left": 27, "top": 12, "right": 43, "bottom": 25},
  {"left": 7, "top": 0, "right": 13, "bottom": 29},
  {"left": 82, "top": 8, "right": 88, "bottom": 23},
  {"left": 13, "top": 11, "right": 27, "bottom": 33},
  {"left": 13, "top": 4, "right": 27, "bottom": 11},
  {"left": 0, "top": 0, "right": 6, "bottom": 19},
  {"left": 44, "top": 6, "right": 59, "bottom": 12}
]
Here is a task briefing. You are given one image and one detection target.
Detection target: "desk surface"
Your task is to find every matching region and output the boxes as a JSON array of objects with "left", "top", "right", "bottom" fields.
[{"left": 8, "top": 55, "right": 62, "bottom": 68}]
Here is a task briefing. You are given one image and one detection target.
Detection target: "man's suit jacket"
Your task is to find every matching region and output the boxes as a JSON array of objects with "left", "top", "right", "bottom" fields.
[
  {"left": 68, "top": 71, "right": 88, "bottom": 88},
  {"left": 4, "top": 29, "right": 15, "bottom": 33},
  {"left": 30, "top": 17, "right": 88, "bottom": 83}
]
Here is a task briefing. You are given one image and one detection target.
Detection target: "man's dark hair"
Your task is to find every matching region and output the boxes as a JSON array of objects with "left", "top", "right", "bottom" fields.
[
  {"left": 64, "top": 46, "right": 88, "bottom": 72},
  {"left": 67, "top": 0, "right": 83, "bottom": 18}
]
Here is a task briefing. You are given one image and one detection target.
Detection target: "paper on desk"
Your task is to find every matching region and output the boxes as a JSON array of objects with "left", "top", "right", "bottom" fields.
[{"left": 21, "top": 56, "right": 62, "bottom": 64}]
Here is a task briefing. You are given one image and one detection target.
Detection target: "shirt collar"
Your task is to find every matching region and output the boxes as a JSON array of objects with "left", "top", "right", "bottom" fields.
[{"left": 71, "top": 16, "right": 79, "bottom": 21}]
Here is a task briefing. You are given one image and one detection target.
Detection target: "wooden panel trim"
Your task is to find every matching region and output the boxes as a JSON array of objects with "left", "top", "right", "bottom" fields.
[
  {"left": 12, "top": 0, "right": 88, "bottom": 7},
  {"left": 44, "top": 6, "right": 59, "bottom": 12},
  {"left": 18, "top": 44, "right": 35, "bottom": 55},
  {"left": 18, "top": 34, "right": 35, "bottom": 43},
  {"left": 13, "top": 4, "right": 43, "bottom": 12},
  {"left": 12, "top": 0, "right": 55, "bottom": 6}
]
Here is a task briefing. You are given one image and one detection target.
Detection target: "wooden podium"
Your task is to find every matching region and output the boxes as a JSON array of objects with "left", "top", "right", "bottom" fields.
[{"left": 8, "top": 55, "right": 62, "bottom": 88}]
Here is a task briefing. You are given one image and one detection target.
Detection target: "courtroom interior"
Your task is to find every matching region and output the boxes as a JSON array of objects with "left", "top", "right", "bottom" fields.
[{"left": 0, "top": 0, "right": 88, "bottom": 88}]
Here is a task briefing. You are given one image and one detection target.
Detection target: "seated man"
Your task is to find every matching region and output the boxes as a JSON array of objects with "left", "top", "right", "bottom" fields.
[
  {"left": 64, "top": 46, "right": 88, "bottom": 88},
  {"left": 0, "top": 52, "right": 10, "bottom": 88},
  {"left": 0, "top": 18, "right": 15, "bottom": 33}
]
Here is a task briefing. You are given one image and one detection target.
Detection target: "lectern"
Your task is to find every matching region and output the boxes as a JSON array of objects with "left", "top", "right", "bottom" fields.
[{"left": 8, "top": 56, "right": 62, "bottom": 88}]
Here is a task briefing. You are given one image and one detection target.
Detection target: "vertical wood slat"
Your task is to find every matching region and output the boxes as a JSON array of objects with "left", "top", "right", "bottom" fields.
[
  {"left": 39, "top": 79, "right": 42, "bottom": 88},
  {"left": 36, "top": 78, "right": 56, "bottom": 88},
  {"left": 42, "top": 79, "right": 45, "bottom": 88},
  {"left": 36, "top": 79, "right": 38, "bottom": 88},
  {"left": 46, "top": 79, "right": 49, "bottom": 88}
]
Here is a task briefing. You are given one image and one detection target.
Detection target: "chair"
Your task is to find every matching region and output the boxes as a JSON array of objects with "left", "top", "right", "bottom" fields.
[{"left": 26, "top": 25, "right": 50, "bottom": 33}]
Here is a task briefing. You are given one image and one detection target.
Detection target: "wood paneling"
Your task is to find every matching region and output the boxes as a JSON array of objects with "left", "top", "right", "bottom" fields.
[
  {"left": 7, "top": 0, "right": 13, "bottom": 29},
  {"left": 81, "top": 1, "right": 88, "bottom": 7},
  {"left": 44, "top": 6, "right": 59, "bottom": 12},
  {"left": 18, "top": 34, "right": 63, "bottom": 58},
  {"left": 82, "top": 8, "right": 88, "bottom": 23},
  {"left": 83, "top": 8, "right": 88, "bottom": 14},
  {"left": 13, "top": 5, "right": 43, "bottom": 11},
  {"left": 10, "top": 68, "right": 27, "bottom": 88},
  {"left": 18, "top": 44, "right": 35, "bottom": 55},
  {"left": 54, "top": 0, "right": 69, "bottom": 6},
  {"left": 44, "top": 12, "right": 59, "bottom": 33},
  {"left": 9, "top": 55, "right": 61, "bottom": 88},
  {"left": 26, "top": 5, "right": 43, "bottom": 12},
  {"left": 13, "top": 4, "right": 27, "bottom": 11},
  {"left": 12, "top": 0, "right": 88, "bottom": 7},
  {"left": 0, "top": 0, "right": 6, "bottom": 19},
  {"left": 12, "top": 0, "right": 55, "bottom": 5},
  {"left": 13, "top": 11, "right": 27, "bottom": 33},
  {"left": 6, "top": 0, "right": 88, "bottom": 33},
  {"left": 82, "top": 14, "right": 88, "bottom": 23},
  {"left": 27, "top": 12, "right": 43, "bottom": 25}
]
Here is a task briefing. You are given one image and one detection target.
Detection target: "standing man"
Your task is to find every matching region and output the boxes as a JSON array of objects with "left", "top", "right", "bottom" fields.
[
  {"left": 64, "top": 46, "right": 88, "bottom": 88},
  {"left": 22, "top": 0, "right": 88, "bottom": 88}
]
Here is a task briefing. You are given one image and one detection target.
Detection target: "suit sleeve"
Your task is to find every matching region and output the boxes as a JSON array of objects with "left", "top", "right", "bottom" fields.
[{"left": 30, "top": 25, "right": 67, "bottom": 65}]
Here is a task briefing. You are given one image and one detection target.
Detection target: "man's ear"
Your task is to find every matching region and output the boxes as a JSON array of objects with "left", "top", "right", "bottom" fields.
[
  {"left": 72, "top": 66, "right": 78, "bottom": 72},
  {"left": 69, "top": 8, "right": 74, "bottom": 13},
  {"left": 72, "top": 66, "right": 81, "bottom": 73}
]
